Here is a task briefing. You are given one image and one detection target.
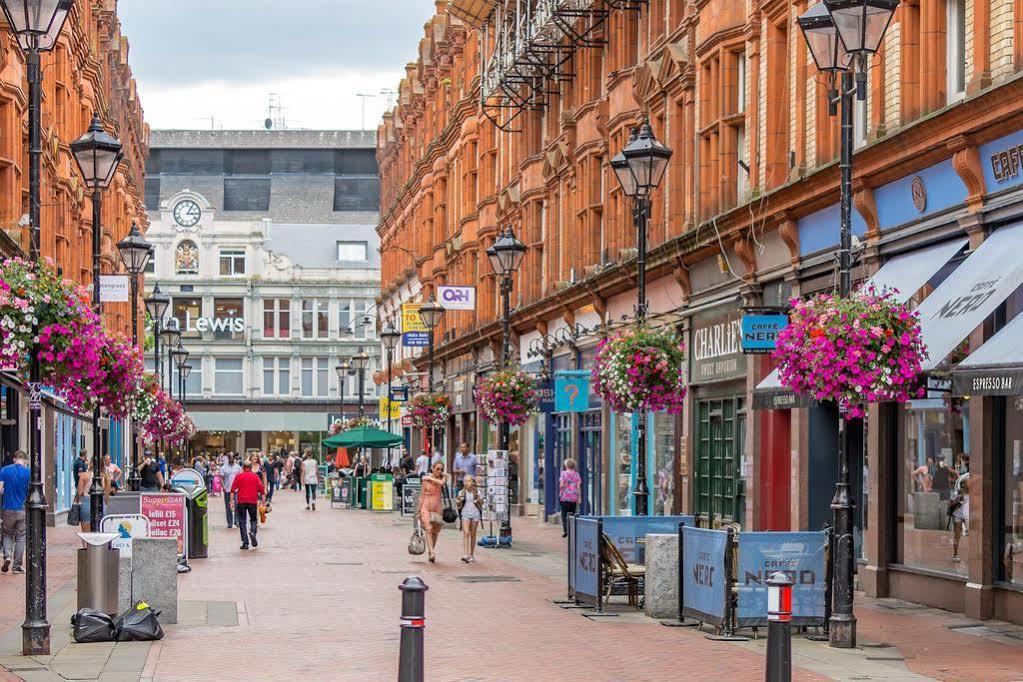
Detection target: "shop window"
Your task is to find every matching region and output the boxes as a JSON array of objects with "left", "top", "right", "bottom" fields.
[
  {"left": 219, "top": 249, "right": 246, "bottom": 276},
  {"left": 338, "top": 301, "right": 351, "bottom": 336},
  {"left": 262, "top": 299, "right": 290, "bottom": 339},
  {"left": 262, "top": 357, "right": 291, "bottom": 397},
  {"left": 896, "top": 400, "right": 972, "bottom": 576},
  {"left": 170, "top": 297, "right": 201, "bottom": 339},
  {"left": 214, "top": 358, "right": 244, "bottom": 395},
  {"left": 175, "top": 240, "right": 199, "bottom": 275},
  {"left": 614, "top": 413, "right": 633, "bottom": 513},
  {"left": 212, "top": 298, "right": 244, "bottom": 341},
  {"left": 653, "top": 413, "right": 676, "bottom": 516},
  {"left": 172, "top": 361, "right": 202, "bottom": 396},
  {"left": 1003, "top": 396, "right": 1023, "bottom": 586}
]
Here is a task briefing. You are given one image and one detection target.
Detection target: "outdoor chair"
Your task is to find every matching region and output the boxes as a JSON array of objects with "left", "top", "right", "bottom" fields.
[{"left": 599, "top": 533, "right": 646, "bottom": 609}]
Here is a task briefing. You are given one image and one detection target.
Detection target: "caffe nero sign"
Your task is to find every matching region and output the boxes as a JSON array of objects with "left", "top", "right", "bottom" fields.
[{"left": 690, "top": 307, "right": 747, "bottom": 383}]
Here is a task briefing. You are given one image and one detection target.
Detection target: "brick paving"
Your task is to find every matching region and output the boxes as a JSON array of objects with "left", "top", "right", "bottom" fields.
[{"left": 3, "top": 491, "right": 1023, "bottom": 681}]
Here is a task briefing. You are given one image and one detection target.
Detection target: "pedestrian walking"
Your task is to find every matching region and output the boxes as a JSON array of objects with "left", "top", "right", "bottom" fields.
[
  {"left": 73, "top": 450, "right": 92, "bottom": 532},
  {"left": 0, "top": 451, "right": 29, "bottom": 574},
  {"left": 249, "top": 453, "right": 267, "bottom": 493},
  {"left": 457, "top": 474, "right": 483, "bottom": 563},
  {"left": 417, "top": 460, "right": 448, "bottom": 563},
  {"left": 291, "top": 451, "right": 302, "bottom": 490},
  {"left": 452, "top": 442, "right": 477, "bottom": 492},
  {"left": 104, "top": 454, "right": 122, "bottom": 492},
  {"left": 265, "top": 454, "right": 280, "bottom": 504},
  {"left": 559, "top": 458, "right": 581, "bottom": 538},
  {"left": 220, "top": 455, "right": 242, "bottom": 528},
  {"left": 302, "top": 448, "right": 319, "bottom": 510},
  {"left": 415, "top": 451, "right": 430, "bottom": 476},
  {"left": 139, "top": 454, "right": 164, "bottom": 493},
  {"left": 230, "top": 461, "right": 264, "bottom": 550}
]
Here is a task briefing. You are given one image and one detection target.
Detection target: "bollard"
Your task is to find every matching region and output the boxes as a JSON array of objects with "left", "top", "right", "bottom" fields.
[
  {"left": 765, "top": 571, "right": 793, "bottom": 682},
  {"left": 398, "top": 577, "right": 428, "bottom": 682}
]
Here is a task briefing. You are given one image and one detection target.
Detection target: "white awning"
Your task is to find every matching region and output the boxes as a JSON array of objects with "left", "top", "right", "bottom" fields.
[
  {"left": 952, "top": 312, "right": 1023, "bottom": 395},
  {"left": 917, "top": 223, "right": 1023, "bottom": 371},
  {"left": 754, "top": 238, "right": 968, "bottom": 401}
]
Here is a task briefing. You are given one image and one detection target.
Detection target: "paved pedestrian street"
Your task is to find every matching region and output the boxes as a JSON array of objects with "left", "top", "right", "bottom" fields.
[{"left": 2, "top": 488, "right": 1023, "bottom": 681}]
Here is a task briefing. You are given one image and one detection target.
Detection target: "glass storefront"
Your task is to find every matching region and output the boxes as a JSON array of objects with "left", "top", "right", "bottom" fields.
[
  {"left": 613, "top": 412, "right": 632, "bottom": 514},
  {"left": 897, "top": 399, "right": 972, "bottom": 576},
  {"left": 653, "top": 412, "right": 675, "bottom": 516},
  {"left": 1002, "top": 396, "right": 1023, "bottom": 586}
]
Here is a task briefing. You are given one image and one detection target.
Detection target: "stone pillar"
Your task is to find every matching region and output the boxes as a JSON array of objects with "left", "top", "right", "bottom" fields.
[{"left": 644, "top": 533, "right": 679, "bottom": 619}]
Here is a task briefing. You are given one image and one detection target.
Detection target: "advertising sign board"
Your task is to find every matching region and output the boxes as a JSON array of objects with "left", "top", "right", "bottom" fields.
[
  {"left": 140, "top": 493, "right": 188, "bottom": 556},
  {"left": 740, "top": 313, "right": 789, "bottom": 354},
  {"left": 554, "top": 370, "right": 590, "bottom": 413},
  {"left": 99, "top": 514, "right": 149, "bottom": 559},
  {"left": 437, "top": 285, "right": 476, "bottom": 310},
  {"left": 401, "top": 303, "right": 429, "bottom": 347},
  {"left": 680, "top": 526, "right": 729, "bottom": 625},
  {"left": 574, "top": 517, "right": 600, "bottom": 605}
]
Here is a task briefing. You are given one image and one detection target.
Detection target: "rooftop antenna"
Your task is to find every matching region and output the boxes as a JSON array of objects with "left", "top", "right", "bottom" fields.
[{"left": 265, "top": 93, "right": 286, "bottom": 130}]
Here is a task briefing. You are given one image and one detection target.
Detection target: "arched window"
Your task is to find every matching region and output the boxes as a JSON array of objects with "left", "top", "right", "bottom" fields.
[{"left": 175, "top": 240, "right": 199, "bottom": 274}]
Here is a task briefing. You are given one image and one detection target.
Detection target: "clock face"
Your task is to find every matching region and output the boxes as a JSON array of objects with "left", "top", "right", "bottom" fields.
[{"left": 173, "top": 200, "right": 201, "bottom": 228}]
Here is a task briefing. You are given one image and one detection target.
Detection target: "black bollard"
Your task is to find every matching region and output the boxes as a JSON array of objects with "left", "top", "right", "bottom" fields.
[
  {"left": 765, "top": 571, "right": 793, "bottom": 682},
  {"left": 398, "top": 577, "right": 428, "bottom": 682}
]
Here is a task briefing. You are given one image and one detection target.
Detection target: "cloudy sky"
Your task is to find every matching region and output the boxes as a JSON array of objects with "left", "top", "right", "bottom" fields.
[{"left": 117, "top": 0, "right": 431, "bottom": 131}]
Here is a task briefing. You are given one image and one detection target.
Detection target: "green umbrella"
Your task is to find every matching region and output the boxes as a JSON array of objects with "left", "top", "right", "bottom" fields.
[{"left": 322, "top": 425, "right": 404, "bottom": 449}]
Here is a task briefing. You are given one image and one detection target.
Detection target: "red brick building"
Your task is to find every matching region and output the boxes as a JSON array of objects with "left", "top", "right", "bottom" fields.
[
  {"left": 0, "top": 1, "right": 149, "bottom": 520},
  {"left": 379, "top": 0, "right": 1023, "bottom": 623}
]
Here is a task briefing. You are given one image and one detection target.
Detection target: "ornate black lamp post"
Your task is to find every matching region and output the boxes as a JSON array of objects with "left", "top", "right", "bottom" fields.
[
  {"left": 418, "top": 299, "right": 445, "bottom": 455},
  {"left": 160, "top": 328, "right": 181, "bottom": 395},
  {"left": 351, "top": 347, "right": 370, "bottom": 418},
  {"left": 798, "top": 0, "right": 897, "bottom": 649},
  {"left": 611, "top": 122, "right": 672, "bottom": 516},
  {"left": 72, "top": 112, "right": 124, "bottom": 535},
  {"left": 170, "top": 342, "right": 189, "bottom": 402},
  {"left": 1, "top": 0, "right": 74, "bottom": 656},
  {"left": 486, "top": 227, "right": 527, "bottom": 538},
  {"left": 335, "top": 360, "right": 351, "bottom": 423},
  {"left": 144, "top": 285, "right": 170, "bottom": 389},
  {"left": 116, "top": 223, "right": 153, "bottom": 491},
  {"left": 380, "top": 325, "right": 402, "bottom": 442}
]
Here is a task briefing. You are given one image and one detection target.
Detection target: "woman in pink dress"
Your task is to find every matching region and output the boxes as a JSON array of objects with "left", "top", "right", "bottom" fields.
[{"left": 417, "top": 460, "right": 447, "bottom": 563}]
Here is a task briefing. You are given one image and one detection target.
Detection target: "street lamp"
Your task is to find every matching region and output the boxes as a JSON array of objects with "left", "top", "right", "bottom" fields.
[
  {"left": 72, "top": 112, "right": 124, "bottom": 535},
  {"left": 351, "top": 347, "right": 370, "bottom": 418},
  {"left": 798, "top": 0, "right": 896, "bottom": 650},
  {"left": 116, "top": 222, "right": 152, "bottom": 491},
  {"left": 380, "top": 324, "right": 401, "bottom": 441},
  {"left": 171, "top": 342, "right": 189, "bottom": 401},
  {"left": 2, "top": 0, "right": 75, "bottom": 656},
  {"left": 611, "top": 121, "right": 672, "bottom": 518},
  {"left": 159, "top": 327, "right": 181, "bottom": 395},
  {"left": 335, "top": 360, "right": 351, "bottom": 424},
  {"left": 418, "top": 298, "right": 445, "bottom": 457},
  {"left": 144, "top": 284, "right": 170, "bottom": 388},
  {"left": 487, "top": 226, "right": 527, "bottom": 540}
]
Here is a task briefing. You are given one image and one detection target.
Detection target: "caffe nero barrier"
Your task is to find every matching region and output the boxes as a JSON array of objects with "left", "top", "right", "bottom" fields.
[{"left": 567, "top": 517, "right": 830, "bottom": 633}]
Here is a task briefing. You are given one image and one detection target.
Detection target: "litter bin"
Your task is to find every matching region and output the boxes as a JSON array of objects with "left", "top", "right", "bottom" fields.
[
  {"left": 173, "top": 483, "right": 209, "bottom": 559},
  {"left": 77, "top": 532, "right": 120, "bottom": 615},
  {"left": 358, "top": 477, "right": 369, "bottom": 509}
]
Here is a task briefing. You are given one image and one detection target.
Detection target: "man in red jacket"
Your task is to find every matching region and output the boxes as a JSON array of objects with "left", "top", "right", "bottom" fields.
[{"left": 230, "top": 461, "right": 265, "bottom": 550}]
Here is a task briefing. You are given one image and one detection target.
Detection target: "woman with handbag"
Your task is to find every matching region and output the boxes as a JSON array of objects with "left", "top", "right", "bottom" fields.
[{"left": 417, "top": 460, "right": 453, "bottom": 563}]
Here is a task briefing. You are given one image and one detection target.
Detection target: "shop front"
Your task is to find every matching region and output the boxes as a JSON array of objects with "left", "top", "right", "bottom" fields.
[{"left": 687, "top": 305, "right": 746, "bottom": 527}]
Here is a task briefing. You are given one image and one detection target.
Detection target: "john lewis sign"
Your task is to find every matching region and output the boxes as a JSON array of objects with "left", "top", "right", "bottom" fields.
[{"left": 165, "top": 312, "right": 245, "bottom": 334}]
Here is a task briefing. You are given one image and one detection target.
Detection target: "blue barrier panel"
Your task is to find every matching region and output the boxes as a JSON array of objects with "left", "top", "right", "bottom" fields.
[
  {"left": 735, "top": 531, "right": 828, "bottom": 627},
  {"left": 680, "top": 526, "right": 728, "bottom": 626},
  {"left": 601, "top": 515, "right": 695, "bottom": 564},
  {"left": 567, "top": 515, "right": 576, "bottom": 598},
  {"left": 574, "top": 517, "right": 601, "bottom": 606}
]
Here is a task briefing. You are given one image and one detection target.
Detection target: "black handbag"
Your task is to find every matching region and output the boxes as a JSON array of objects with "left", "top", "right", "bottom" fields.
[
  {"left": 441, "top": 485, "right": 458, "bottom": 524},
  {"left": 67, "top": 498, "right": 81, "bottom": 526}
]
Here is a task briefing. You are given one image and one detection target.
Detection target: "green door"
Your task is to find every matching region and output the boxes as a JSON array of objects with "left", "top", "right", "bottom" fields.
[{"left": 694, "top": 396, "right": 745, "bottom": 527}]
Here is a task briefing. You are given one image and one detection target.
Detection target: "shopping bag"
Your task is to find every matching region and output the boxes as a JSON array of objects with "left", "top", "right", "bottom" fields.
[
  {"left": 113, "top": 602, "right": 164, "bottom": 641},
  {"left": 408, "top": 521, "right": 426, "bottom": 555},
  {"left": 71, "top": 608, "right": 117, "bottom": 643},
  {"left": 66, "top": 501, "right": 81, "bottom": 526}
]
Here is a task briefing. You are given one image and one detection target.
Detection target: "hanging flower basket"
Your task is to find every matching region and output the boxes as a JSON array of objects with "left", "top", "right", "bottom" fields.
[
  {"left": 475, "top": 370, "right": 539, "bottom": 426},
  {"left": 132, "top": 374, "right": 160, "bottom": 424},
  {"left": 774, "top": 285, "right": 926, "bottom": 419},
  {"left": 592, "top": 326, "right": 687, "bottom": 414},
  {"left": 409, "top": 393, "right": 451, "bottom": 430}
]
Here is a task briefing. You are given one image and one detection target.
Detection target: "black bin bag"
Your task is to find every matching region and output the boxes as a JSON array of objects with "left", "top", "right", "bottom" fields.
[
  {"left": 71, "top": 608, "right": 117, "bottom": 643},
  {"left": 113, "top": 603, "right": 164, "bottom": 642}
]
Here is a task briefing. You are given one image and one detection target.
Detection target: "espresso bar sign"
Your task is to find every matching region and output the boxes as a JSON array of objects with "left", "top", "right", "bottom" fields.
[
  {"left": 952, "top": 368, "right": 1023, "bottom": 396},
  {"left": 691, "top": 308, "right": 747, "bottom": 383}
]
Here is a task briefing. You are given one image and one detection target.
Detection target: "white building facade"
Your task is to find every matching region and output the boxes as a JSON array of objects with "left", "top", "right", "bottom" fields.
[{"left": 143, "top": 130, "right": 381, "bottom": 456}]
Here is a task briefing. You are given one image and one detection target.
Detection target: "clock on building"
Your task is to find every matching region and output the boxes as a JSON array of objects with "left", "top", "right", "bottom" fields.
[{"left": 173, "top": 199, "right": 202, "bottom": 228}]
